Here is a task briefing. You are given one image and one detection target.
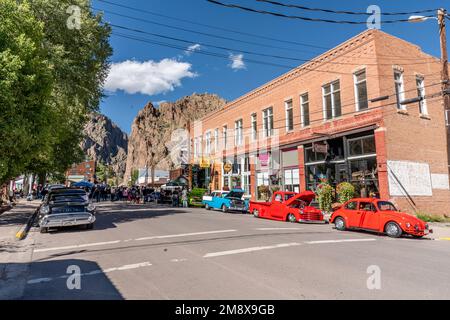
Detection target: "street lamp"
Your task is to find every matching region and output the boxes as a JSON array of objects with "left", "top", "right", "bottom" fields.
[{"left": 409, "top": 8, "right": 450, "bottom": 176}]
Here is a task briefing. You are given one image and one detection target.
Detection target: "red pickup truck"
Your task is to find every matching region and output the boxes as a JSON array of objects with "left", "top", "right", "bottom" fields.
[{"left": 249, "top": 191, "right": 325, "bottom": 224}]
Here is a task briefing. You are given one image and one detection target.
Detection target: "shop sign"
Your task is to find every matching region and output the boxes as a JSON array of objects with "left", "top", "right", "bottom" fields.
[
  {"left": 200, "top": 157, "right": 211, "bottom": 168},
  {"left": 223, "top": 162, "right": 232, "bottom": 173},
  {"left": 259, "top": 154, "right": 269, "bottom": 168},
  {"left": 313, "top": 142, "right": 328, "bottom": 154}
]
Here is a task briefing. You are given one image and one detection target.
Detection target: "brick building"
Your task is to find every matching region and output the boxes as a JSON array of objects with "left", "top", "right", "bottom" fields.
[
  {"left": 66, "top": 160, "right": 96, "bottom": 183},
  {"left": 188, "top": 29, "right": 450, "bottom": 215}
]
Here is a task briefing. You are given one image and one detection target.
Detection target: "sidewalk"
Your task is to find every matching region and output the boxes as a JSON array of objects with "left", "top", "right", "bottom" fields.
[
  {"left": 429, "top": 222, "right": 450, "bottom": 240},
  {"left": 0, "top": 199, "right": 40, "bottom": 299}
]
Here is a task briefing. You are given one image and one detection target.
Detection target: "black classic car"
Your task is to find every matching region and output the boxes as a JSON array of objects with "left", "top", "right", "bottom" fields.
[{"left": 37, "top": 188, "right": 96, "bottom": 233}]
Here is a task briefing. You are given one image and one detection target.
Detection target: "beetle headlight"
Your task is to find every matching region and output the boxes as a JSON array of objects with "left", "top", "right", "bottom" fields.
[
  {"left": 87, "top": 203, "right": 96, "bottom": 212},
  {"left": 40, "top": 205, "right": 50, "bottom": 215},
  {"left": 405, "top": 222, "right": 411, "bottom": 228}
]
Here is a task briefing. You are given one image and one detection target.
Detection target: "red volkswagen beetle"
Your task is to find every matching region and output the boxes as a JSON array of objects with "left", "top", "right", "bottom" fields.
[{"left": 330, "top": 198, "right": 432, "bottom": 238}]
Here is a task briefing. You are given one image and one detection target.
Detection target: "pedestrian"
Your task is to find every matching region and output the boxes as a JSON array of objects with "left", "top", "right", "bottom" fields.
[{"left": 182, "top": 188, "right": 188, "bottom": 208}]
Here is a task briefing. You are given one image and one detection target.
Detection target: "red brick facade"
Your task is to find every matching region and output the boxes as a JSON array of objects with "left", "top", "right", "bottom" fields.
[{"left": 189, "top": 29, "right": 450, "bottom": 215}]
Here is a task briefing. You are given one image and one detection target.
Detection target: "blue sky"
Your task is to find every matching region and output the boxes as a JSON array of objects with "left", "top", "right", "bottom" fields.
[{"left": 94, "top": 0, "right": 449, "bottom": 134}]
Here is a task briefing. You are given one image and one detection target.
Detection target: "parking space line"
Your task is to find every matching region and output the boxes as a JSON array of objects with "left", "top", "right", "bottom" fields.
[
  {"left": 34, "top": 240, "right": 122, "bottom": 253},
  {"left": 134, "top": 229, "right": 237, "bottom": 241},
  {"left": 304, "top": 238, "right": 376, "bottom": 244},
  {"left": 203, "top": 243, "right": 301, "bottom": 258},
  {"left": 254, "top": 227, "right": 302, "bottom": 231},
  {"left": 27, "top": 261, "right": 152, "bottom": 285}
]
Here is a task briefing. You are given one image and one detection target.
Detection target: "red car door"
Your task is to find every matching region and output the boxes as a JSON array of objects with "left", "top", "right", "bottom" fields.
[
  {"left": 342, "top": 200, "right": 360, "bottom": 228},
  {"left": 359, "top": 201, "right": 380, "bottom": 230},
  {"left": 269, "top": 199, "right": 284, "bottom": 220}
]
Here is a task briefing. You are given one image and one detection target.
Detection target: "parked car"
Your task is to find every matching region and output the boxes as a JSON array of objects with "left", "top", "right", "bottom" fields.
[
  {"left": 202, "top": 189, "right": 248, "bottom": 213},
  {"left": 37, "top": 188, "right": 96, "bottom": 233},
  {"left": 249, "top": 191, "right": 325, "bottom": 223},
  {"left": 330, "top": 198, "right": 433, "bottom": 238}
]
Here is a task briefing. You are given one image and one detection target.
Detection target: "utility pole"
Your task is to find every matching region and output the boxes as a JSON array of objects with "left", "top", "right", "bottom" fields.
[{"left": 438, "top": 9, "right": 450, "bottom": 174}]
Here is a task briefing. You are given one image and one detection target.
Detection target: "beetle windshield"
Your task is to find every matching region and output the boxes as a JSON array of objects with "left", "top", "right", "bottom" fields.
[{"left": 377, "top": 201, "right": 397, "bottom": 211}]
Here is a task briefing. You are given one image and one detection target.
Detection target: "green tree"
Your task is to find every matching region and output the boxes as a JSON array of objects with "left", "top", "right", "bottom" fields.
[{"left": 0, "top": 0, "right": 54, "bottom": 184}]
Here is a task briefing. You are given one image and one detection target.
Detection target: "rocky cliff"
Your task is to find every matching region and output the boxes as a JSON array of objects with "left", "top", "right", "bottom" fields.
[
  {"left": 124, "top": 93, "right": 226, "bottom": 183},
  {"left": 82, "top": 113, "right": 129, "bottom": 179}
]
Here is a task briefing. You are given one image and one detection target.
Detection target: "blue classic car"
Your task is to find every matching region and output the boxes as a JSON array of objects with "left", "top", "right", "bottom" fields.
[{"left": 202, "top": 189, "right": 249, "bottom": 213}]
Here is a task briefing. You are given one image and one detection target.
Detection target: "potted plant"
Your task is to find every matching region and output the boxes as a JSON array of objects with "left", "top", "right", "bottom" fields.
[
  {"left": 316, "top": 180, "right": 334, "bottom": 214},
  {"left": 336, "top": 182, "right": 355, "bottom": 204}
]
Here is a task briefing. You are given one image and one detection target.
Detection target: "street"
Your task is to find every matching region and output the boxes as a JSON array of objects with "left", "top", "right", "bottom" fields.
[{"left": 3, "top": 201, "right": 449, "bottom": 300}]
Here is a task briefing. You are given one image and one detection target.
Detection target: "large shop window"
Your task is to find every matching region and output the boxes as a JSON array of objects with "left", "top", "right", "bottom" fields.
[
  {"left": 349, "top": 157, "right": 379, "bottom": 197},
  {"left": 348, "top": 135, "right": 376, "bottom": 157},
  {"left": 284, "top": 168, "right": 300, "bottom": 192}
]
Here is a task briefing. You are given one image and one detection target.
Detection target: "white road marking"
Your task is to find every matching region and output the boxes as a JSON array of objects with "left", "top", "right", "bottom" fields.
[
  {"left": 170, "top": 258, "right": 188, "bottom": 262},
  {"left": 203, "top": 243, "right": 301, "bottom": 258},
  {"left": 34, "top": 240, "right": 121, "bottom": 253},
  {"left": 255, "top": 227, "right": 302, "bottom": 231},
  {"left": 305, "top": 238, "right": 376, "bottom": 244},
  {"left": 134, "top": 229, "right": 237, "bottom": 241},
  {"left": 27, "top": 261, "right": 152, "bottom": 285}
]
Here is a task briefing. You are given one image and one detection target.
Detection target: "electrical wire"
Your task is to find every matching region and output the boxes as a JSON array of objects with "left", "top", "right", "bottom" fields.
[
  {"left": 97, "top": 0, "right": 329, "bottom": 50},
  {"left": 206, "top": 0, "right": 435, "bottom": 24},
  {"left": 256, "top": 0, "right": 438, "bottom": 16}
]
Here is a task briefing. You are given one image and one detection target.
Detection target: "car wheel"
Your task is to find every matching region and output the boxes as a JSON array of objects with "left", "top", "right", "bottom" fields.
[
  {"left": 287, "top": 213, "right": 297, "bottom": 223},
  {"left": 334, "top": 217, "right": 346, "bottom": 231},
  {"left": 253, "top": 209, "right": 259, "bottom": 218},
  {"left": 205, "top": 204, "right": 210, "bottom": 210},
  {"left": 40, "top": 227, "right": 48, "bottom": 234},
  {"left": 222, "top": 205, "right": 228, "bottom": 213},
  {"left": 385, "top": 222, "right": 402, "bottom": 238}
]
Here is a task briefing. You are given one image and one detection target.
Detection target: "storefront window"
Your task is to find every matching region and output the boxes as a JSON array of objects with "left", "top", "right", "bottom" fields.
[
  {"left": 348, "top": 135, "right": 376, "bottom": 157},
  {"left": 349, "top": 157, "right": 378, "bottom": 197},
  {"left": 305, "top": 147, "right": 326, "bottom": 163},
  {"left": 284, "top": 168, "right": 300, "bottom": 192}
]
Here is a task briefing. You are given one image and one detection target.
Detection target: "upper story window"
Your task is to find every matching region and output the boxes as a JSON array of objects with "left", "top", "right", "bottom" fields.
[
  {"left": 214, "top": 128, "right": 219, "bottom": 153},
  {"left": 394, "top": 70, "right": 406, "bottom": 110},
  {"left": 354, "top": 69, "right": 368, "bottom": 111},
  {"left": 300, "top": 93, "right": 310, "bottom": 127},
  {"left": 323, "top": 80, "right": 341, "bottom": 120},
  {"left": 223, "top": 126, "right": 228, "bottom": 150},
  {"left": 263, "top": 107, "right": 274, "bottom": 137},
  {"left": 205, "top": 132, "right": 211, "bottom": 155},
  {"left": 416, "top": 76, "right": 428, "bottom": 115},
  {"left": 251, "top": 113, "right": 257, "bottom": 141},
  {"left": 234, "top": 119, "right": 243, "bottom": 146},
  {"left": 285, "top": 100, "right": 294, "bottom": 132},
  {"left": 194, "top": 137, "right": 201, "bottom": 158}
]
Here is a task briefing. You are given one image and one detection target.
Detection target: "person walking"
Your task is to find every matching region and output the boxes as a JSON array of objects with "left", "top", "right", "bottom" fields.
[{"left": 182, "top": 188, "right": 188, "bottom": 208}]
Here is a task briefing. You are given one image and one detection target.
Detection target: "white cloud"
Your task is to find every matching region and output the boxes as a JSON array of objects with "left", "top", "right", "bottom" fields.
[
  {"left": 229, "top": 53, "right": 246, "bottom": 71},
  {"left": 185, "top": 44, "right": 201, "bottom": 56},
  {"left": 104, "top": 59, "right": 196, "bottom": 96}
]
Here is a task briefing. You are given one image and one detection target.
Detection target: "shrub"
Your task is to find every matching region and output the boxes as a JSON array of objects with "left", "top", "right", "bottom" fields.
[
  {"left": 316, "top": 182, "right": 334, "bottom": 213},
  {"left": 336, "top": 182, "right": 355, "bottom": 204},
  {"left": 416, "top": 212, "right": 448, "bottom": 223}
]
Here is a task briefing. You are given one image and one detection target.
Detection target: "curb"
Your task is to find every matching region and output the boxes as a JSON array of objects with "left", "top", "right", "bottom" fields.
[{"left": 15, "top": 210, "right": 38, "bottom": 240}]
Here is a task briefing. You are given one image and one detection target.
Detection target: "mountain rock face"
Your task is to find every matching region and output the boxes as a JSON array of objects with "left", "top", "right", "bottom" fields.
[
  {"left": 124, "top": 93, "right": 226, "bottom": 183},
  {"left": 82, "top": 113, "right": 129, "bottom": 179}
]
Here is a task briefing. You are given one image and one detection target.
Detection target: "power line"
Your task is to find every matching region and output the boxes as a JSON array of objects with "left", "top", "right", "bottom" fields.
[
  {"left": 91, "top": 6, "right": 320, "bottom": 55},
  {"left": 206, "top": 0, "right": 435, "bottom": 24},
  {"left": 91, "top": 4, "right": 437, "bottom": 63},
  {"left": 96, "top": 0, "right": 328, "bottom": 50},
  {"left": 256, "top": 0, "right": 438, "bottom": 16}
]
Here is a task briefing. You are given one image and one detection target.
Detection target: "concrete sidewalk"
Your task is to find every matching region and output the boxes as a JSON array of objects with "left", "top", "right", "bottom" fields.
[
  {"left": 0, "top": 200, "right": 39, "bottom": 299},
  {"left": 429, "top": 222, "right": 450, "bottom": 240}
]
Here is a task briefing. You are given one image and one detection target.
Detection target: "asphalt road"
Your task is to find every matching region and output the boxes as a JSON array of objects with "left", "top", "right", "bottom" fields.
[{"left": 12, "top": 202, "right": 450, "bottom": 299}]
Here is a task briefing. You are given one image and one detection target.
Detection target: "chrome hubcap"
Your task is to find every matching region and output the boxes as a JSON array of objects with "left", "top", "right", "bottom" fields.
[
  {"left": 336, "top": 219, "right": 344, "bottom": 229},
  {"left": 387, "top": 224, "right": 398, "bottom": 235},
  {"left": 254, "top": 210, "right": 259, "bottom": 217},
  {"left": 288, "top": 214, "right": 296, "bottom": 222}
]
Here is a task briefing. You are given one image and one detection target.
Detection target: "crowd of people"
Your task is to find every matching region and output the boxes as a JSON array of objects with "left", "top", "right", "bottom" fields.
[{"left": 87, "top": 184, "right": 189, "bottom": 207}]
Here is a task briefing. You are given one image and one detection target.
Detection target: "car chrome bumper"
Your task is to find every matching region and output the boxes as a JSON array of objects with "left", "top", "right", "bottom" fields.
[
  {"left": 40, "top": 213, "right": 95, "bottom": 228},
  {"left": 298, "top": 219, "right": 328, "bottom": 224},
  {"left": 228, "top": 207, "right": 248, "bottom": 212}
]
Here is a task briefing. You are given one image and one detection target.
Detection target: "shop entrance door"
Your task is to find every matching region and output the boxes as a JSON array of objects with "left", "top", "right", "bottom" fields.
[{"left": 335, "top": 163, "right": 348, "bottom": 184}]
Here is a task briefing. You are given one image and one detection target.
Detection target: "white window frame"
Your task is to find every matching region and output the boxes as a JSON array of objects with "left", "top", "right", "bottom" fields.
[
  {"left": 394, "top": 70, "right": 406, "bottom": 110},
  {"left": 263, "top": 107, "right": 273, "bottom": 137},
  {"left": 322, "top": 80, "right": 341, "bottom": 120},
  {"left": 214, "top": 128, "right": 219, "bottom": 153},
  {"left": 222, "top": 125, "right": 228, "bottom": 151},
  {"left": 416, "top": 76, "right": 428, "bottom": 115},
  {"left": 300, "top": 93, "right": 310, "bottom": 127},
  {"left": 285, "top": 100, "right": 294, "bottom": 132},
  {"left": 251, "top": 113, "right": 257, "bottom": 141},
  {"left": 234, "top": 119, "right": 243, "bottom": 146},
  {"left": 354, "top": 69, "right": 368, "bottom": 111},
  {"left": 205, "top": 131, "right": 211, "bottom": 155}
]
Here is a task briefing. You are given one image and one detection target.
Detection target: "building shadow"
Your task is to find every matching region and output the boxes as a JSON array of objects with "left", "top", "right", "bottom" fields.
[{"left": 1, "top": 259, "right": 124, "bottom": 300}]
